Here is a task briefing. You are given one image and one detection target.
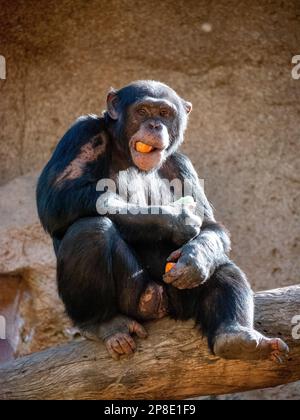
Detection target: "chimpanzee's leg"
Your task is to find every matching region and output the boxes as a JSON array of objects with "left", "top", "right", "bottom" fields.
[
  {"left": 57, "top": 217, "right": 168, "bottom": 359},
  {"left": 170, "top": 262, "right": 289, "bottom": 362}
]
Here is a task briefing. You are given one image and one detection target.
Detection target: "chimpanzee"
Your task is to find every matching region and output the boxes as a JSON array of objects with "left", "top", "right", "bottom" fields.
[{"left": 37, "top": 80, "right": 288, "bottom": 361}]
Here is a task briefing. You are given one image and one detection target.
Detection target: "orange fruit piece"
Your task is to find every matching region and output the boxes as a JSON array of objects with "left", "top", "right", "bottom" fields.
[
  {"left": 165, "top": 262, "right": 176, "bottom": 273},
  {"left": 135, "top": 141, "right": 154, "bottom": 153}
]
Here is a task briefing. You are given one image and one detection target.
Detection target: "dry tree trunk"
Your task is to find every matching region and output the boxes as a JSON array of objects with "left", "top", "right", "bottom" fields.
[{"left": 0, "top": 285, "right": 299, "bottom": 400}]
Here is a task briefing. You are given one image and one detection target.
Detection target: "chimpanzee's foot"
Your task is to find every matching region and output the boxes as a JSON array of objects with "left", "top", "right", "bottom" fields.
[
  {"left": 138, "top": 282, "right": 168, "bottom": 320},
  {"left": 213, "top": 326, "right": 289, "bottom": 363},
  {"left": 81, "top": 315, "right": 148, "bottom": 360}
]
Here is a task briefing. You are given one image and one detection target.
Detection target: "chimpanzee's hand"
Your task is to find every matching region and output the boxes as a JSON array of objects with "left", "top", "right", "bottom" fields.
[
  {"left": 171, "top": 212, "right": 201, "bottom": 246},
  {"left": 163, "top": 242, "right": 210, "bottom": 289},
  {"left": 170, "top": 198, "right": 202, "bottom": 246}
]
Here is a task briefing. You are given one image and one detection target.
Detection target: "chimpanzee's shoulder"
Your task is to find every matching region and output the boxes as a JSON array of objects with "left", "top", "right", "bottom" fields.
[
  {"left": 67, "top": 114, "right": 107, "bottom": 137},
  {"left": 53, "top": 114, "right": 108, "bottom": 151},
  {"left": 165, "top": 152, "right": 198, "bottom": 179},
  {"left": 44, "top": 115, "right": 108, "bottom": 169},
  {"left": 168, "top": 151, "right": 193, "bottom": 167}
]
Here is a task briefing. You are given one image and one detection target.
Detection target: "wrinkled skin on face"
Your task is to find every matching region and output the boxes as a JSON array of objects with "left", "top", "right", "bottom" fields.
[{"left": 106, "top": 81, "right": 192, "bottom": 171}]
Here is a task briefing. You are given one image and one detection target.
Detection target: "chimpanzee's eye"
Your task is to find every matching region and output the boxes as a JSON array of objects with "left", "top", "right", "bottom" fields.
[
  {"left": 137, "top": 108, "right": 147, "bottom": 117},
  {"left": 160, "top": 108, "right": 170, "bottom": 118}
]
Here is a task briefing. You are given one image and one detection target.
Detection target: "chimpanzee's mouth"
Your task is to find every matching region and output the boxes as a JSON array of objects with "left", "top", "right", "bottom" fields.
[
  {"left": 133, "top": 140, "right": 166, "bottom": 155},
  {"left": 134, "top": 141, "right": 155, "bottom": 154},
  {"left": 130, "top": 138, "right": 166, "bottom": 171}
]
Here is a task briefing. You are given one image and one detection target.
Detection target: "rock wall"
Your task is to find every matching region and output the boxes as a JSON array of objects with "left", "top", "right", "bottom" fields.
[
  {"left": 0, "top": 0, "right": 299, "bottom": 399},
  {"left": 1, "top": 0, "right": 299, "bottom": 290},
  {"left": 0, "top": 174, "right": 75, "bottom": 362}
]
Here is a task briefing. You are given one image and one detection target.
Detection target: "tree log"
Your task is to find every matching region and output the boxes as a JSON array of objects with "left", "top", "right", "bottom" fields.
[{"left": 0, "top": 285, "right": 299, "bottom": 400}]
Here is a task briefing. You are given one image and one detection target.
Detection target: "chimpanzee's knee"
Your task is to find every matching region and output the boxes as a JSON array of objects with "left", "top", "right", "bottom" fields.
[{"left": 57, "top": 217, "right": 118, "bottom": 325}]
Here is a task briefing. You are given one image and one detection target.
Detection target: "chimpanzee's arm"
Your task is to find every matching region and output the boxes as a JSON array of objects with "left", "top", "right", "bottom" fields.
[
  {"left": 96, "top": 191, "right": 202, "bottom": 244},
  {"left": 163, "top": 153, "right": 231, "bottom": 288},
  {"left": 36, "top": 116, "right": 105, "bottom": 238},
  {"left": 37, "top": 116, "right": 200, "bottom": 245}
]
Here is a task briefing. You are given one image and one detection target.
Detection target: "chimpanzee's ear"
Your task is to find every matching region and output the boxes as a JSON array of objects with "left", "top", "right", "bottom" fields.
[
  {"left": 106, "top": 88, "right": 119, "bottom": 120},
  {"left": 183, "top": 100, "right": 192, "bottom": 115}
]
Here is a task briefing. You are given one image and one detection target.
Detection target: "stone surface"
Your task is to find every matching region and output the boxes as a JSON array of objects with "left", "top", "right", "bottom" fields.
[
  {"left": 0, "top": 174, "right": 75, "bottom": 361},
  {"left": 0, "top": 0, "right": 299, "bottom": 292},
  {"left": 0, "top": 0, "right": 299, "bottom": 399}
]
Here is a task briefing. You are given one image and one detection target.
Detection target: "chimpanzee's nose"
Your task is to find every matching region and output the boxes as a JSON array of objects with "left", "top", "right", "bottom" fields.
[{"left": 148, "top": 120, "right": 162, "bottom": 130}]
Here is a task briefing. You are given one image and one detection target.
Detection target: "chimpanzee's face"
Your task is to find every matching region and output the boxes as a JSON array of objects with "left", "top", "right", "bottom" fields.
[
  {"left": 106, "top": 81, "right": 192, "bottom": 172},
  {"left": 126, "top": 97, "right": 180, "bottom": 171}
]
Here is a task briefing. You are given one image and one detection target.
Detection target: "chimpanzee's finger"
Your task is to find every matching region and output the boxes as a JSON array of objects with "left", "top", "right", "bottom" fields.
[
  {"left": 110, "top": 337, "right": 125, "bottom": 355},
  {"left": 129, "top": 321, "right": 148, "bottom": 339},
  {"left": 167, "top": 248, "right": 182, "bottom": 262},
  {"left": 172, "top": 273, "right": 192, "bottom": 289},
  {"left": 163, "top": 261, "right": 188, "bottom": 284},
  {"left": 124, "top": 334, "right": 137, "bottom": 352},
  {"left": 105, "top": 340, "right": 120, "bottom": 360},
  {"left": 116, "top": 335, "right": 134, "bottom": 355}
]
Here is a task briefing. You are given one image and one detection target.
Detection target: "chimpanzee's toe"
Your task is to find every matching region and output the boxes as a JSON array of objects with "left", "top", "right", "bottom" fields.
[{"left": 105, "top": 332, "right": 136, "bottom": 360}]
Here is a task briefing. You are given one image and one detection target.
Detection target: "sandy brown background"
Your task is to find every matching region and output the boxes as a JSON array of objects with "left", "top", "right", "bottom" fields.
[{"left": 0, "top": 0, "right": 299, "bottom": 399}]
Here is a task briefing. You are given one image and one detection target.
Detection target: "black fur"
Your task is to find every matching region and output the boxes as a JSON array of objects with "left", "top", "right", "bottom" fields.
[{"left": 36, "top": 80, "right": 253, "bottom": 353}]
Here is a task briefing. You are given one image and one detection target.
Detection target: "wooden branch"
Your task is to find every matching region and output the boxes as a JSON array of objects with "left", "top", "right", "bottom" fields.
[{"left": 0, "top": 286, "right": 299, "bottom": 400}]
